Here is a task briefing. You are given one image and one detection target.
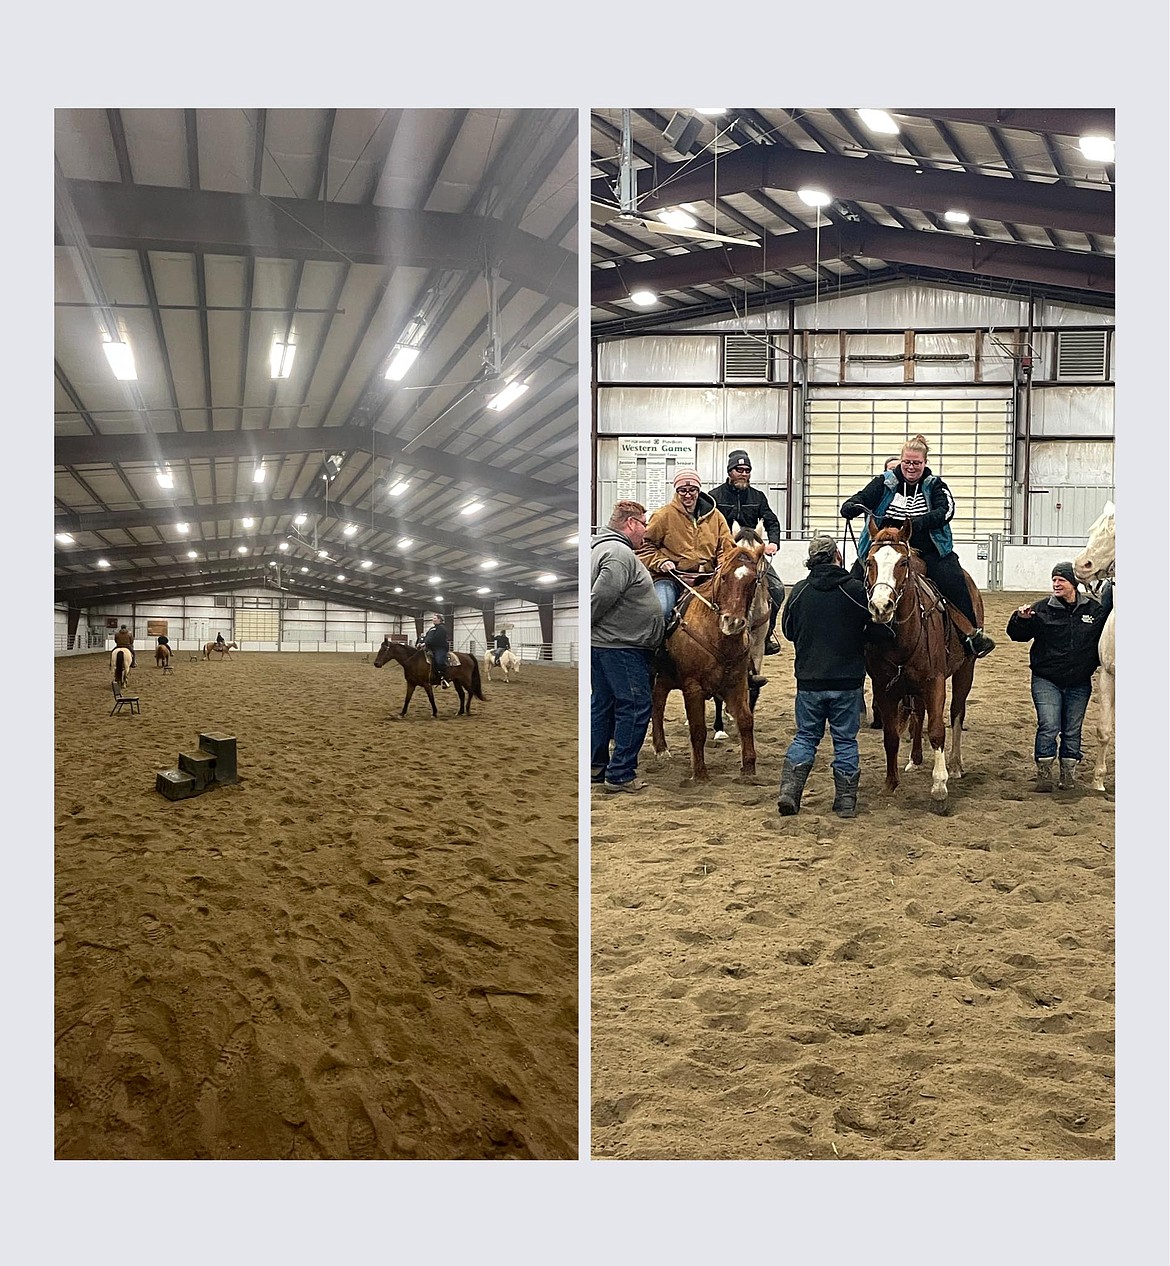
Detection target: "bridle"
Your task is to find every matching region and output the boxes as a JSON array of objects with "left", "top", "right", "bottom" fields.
[{"left": 671, "top": 541, "right": 764, "bottom": 619}]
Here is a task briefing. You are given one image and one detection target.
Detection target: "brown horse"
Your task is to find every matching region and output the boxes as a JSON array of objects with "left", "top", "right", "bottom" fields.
[
  {"left": 155, "top": 644, "right": 172, "bottom": 669},
  {"left": 373, "top": 638, "right": 486, "bottom": 718},
  {"left": 649, "top": 522, "right": 767, "bottom": 780},
  {"left": 863, "top": 518, "right": 981, "bottom": 813},
  {"left": 203, "top": 640, "right": 238, "bottom": 660}
]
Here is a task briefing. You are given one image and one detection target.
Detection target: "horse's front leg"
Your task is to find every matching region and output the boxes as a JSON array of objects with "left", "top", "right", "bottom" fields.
[
  {"left": 401, "top": 683, "right": 416, "bottom": 717},
  {"left": 424, "top": 684, "right": 438, "bottom": 717},
  {"left": 681, "top": 684, "right": 710, "bottom": 781},
  {"left": 923, "top": 680, "right": 949, "bottom": 812},
  {"left": 905, "top": 696, "right": 925, "bottom": 770},
  {"left": 1093, "top": 669, "right": 1114, "bottom": 792},
  {"left": 456, "top": 683, "right": 468, "bottom": 715},
  {"left": 722, "top": 678, "right": 756, "bottom": 777},
  {"left": 650, "top": 678, "right": 672, "bottom": 760}
]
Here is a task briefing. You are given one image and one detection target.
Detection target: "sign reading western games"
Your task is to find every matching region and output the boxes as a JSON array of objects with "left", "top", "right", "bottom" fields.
[{"left": 616, "top": 437, "right": 697, "bottom": 512}]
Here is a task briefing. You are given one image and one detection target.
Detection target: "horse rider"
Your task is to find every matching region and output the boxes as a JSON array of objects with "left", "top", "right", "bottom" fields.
[
  {"left": 156, "top": 634, "right": 169, "bottom": 647},
  {"left": 591, "top": 500, "right": 663, "bottom": 794},
  {"left": 840, "top": 433, "right": 996, "bottom": 660},
  {"left": 422, "top": 613, "right": 451, "bottom": 688},
  {"left": 709, "top": 449, "right": 787, "bottom": 655},
  {"left": 491, "top": 629, "right": 511, "bottom": 667},
  {"left": 1006, "top": 562, "right": 1114, "bottom": 793},
  {"left": 216, "top": 631, "right": 226, "bottom": 648},
  {"left": 114, "top": 623, "right": 135, "bottom": 667},
  {"left": 777, "top": 535, "right": 893, "bottom": 819}
]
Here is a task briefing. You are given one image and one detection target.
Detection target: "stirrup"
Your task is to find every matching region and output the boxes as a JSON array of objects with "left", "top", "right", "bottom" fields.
[{"left": 965, "top": 629, "right": 995, "bottom": 659}]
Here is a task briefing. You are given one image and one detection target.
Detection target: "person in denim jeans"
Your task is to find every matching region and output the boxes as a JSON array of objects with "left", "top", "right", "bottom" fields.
[
  {"left": 591, "top": 501, "right": 665, "bottom": 794},
  {"left": 1006, "top": 561, "right": 1113, "bottom": 792},
  {"left": 778, "top": 535, "right": 888, "bottom": 818}
]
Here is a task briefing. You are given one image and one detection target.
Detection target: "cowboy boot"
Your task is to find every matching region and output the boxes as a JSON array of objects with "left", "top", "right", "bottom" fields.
[
  {"left": 777, "top": 760, "right": 813, "bottom": 816},
  {"left": 963, "top": 627, "right": 996, "bottom": 658},
  {"left": 1034, "top": 757, "right": 1056, "bottom": 792},
  {"left": 1058, "top": 758, "right": 1079, "bottom": 790},
  {"left": 831, "top": 769, "right": 861, "bottom": 818}
]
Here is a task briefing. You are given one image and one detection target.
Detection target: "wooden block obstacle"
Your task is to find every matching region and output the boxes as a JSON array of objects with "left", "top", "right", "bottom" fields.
[{"left": 156, "top": 733, "right": 238, "bottom": 800}]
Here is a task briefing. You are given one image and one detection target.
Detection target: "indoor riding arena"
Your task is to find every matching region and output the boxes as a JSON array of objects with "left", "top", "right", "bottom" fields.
[
  {"left": 54, "top": 107, "right": 580, "bottom": 1159},
  {"left": 588, "top": 107, "right": 1116, "bottom": 1162}
]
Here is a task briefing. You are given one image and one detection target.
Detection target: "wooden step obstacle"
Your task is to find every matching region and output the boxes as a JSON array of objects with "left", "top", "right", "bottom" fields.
[{"left": 156, "top": 732, "right": 238, "bottom": 800}]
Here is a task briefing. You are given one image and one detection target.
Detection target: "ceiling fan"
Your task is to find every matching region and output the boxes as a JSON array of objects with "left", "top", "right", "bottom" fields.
[{"left": 591, "top": 109, "right": 760, "bottom": 248}]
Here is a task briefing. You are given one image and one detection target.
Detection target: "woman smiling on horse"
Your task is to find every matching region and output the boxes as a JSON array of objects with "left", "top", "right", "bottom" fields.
[{"left": 841, "top": 434, "right": 995, "bottom": 660}]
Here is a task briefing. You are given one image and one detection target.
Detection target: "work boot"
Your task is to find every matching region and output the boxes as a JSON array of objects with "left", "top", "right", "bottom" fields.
[
  {"left": 764, "top": 636, "right": 782, "bottom": 656},
  {"left": 1034, "top": 757, "right": 1055, "bottom": 792},
  {"left": 1058, "top": 758, "right": 1079, "bottom": 791},
  {"left": 831, "top": 769, "right": 861, "bottom": 818},
  {"left": 964, "top": 628, "right": 996, "bottom": 658},
  {"left": 748, "top": 672, "right": 769, "bottom": 689},
  {"left": 777, "top": 760, "right": 813, "bottom": 816}
]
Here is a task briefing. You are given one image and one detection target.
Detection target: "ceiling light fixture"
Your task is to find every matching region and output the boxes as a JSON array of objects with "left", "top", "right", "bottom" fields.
[
  {"left": 486, "top": 380, "right": 529, "bottom": 412},
  {"left": 336, "top": 573, "right": 346, "bottom": 582},
  {"left": 537, "top": 573, "right": 557, "bottom": 584},
  {"left": 102, "top": 337, "right": 137, "bottom": 380},
  {"left": 176, "top": 522, "right": 189, "bottom": 534},
  {"left": 630, "top": 290, "right": 658, "bottom": 307},
  {"left": 360, "top": 560, "right": 373, "bottom": 569},
  {"left": 278, "top": 541, "right": 289, "bottom": 552},
  {"left": 798, "top": 188, "right": 832, "bottom": 209},
  {"left": 322, "top": 453, "right": 343, "bottom": 482},
  {"left": 317, "top": 550, "right": 330, "bottom": 560},
  {"left": 301, "top": 566, "right": 309, "bottom": 574},
  {"left": 460, "top": 501, "right": 484, "bottom": 516},
  {"left": 480, "top": 559, "right": 498, "bottom": 570},
  {"left": 385, "top": 315, "right": 427, "bottom": 381},
  {"left": 476, "top": 586, "right": 491, "bottom": 595},
  {"left": 857, "top": 109, "right": 900, "bottom": 135},
  {"left": 387, "top": 480, "right": 411, "bottom": 497},
  {"left": 944, "top": 209, "right": 971, "bottom": 224},
  {"left": 56, "top": 532, "right": 75, "bottom": 545},
  {"left": 427, "top": 575, "right": 441, "bottom": 585},
  {"left": 397, "top": 538, "right": 413, "bottom": 550},
  {"left": 242, "top": 517, "right": 255, "bottom": 528},
  {"left": 156, "top": 467, "right": 174, "bottom": 489},
  {"left": 269, "top": 337, "right": 296, "bottom": 379},
  {"left": 393, "top": 586, "right": 403, "bottom": 594},
  {"left": 343, "top": 524, "right": 358, "bottom": 537},
  {"left": 187, "top": 550, "right": 198, "bottom": 559},
  {"left": 1078, "top": 134, "right": 1114, "bottom": 163},
  {"left": 657, "top": 208, "right": 697, "bottom": 230},
  {"left": 252, "top": 464, "right": 266, "bottom": 484},
  {"left": 566, "top": 533, "right": 579, "bottom": 546},
  {"left": 293, "top": 513, "right": 307, "bottom": 526},
  {"left": 694, "top": 108, "right": 727, "bottom": 116},
  {"left": 237, "top": 545, "right": 248, "bottom": 555},
  {"left": 97, "top": 558, "right": 110, "bottom": 568}
]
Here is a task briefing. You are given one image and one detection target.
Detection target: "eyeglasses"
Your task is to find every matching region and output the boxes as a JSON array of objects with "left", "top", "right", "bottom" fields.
[
  {"left": 629, "top": 518, "right": 647, "bottom": 527},
  {"left": 676, "top": 485, "right": 700, "bottom": 495},
  {"left": 730, "top": 465, "right": 751, "bottom": 473},
  {"left": 900, "top": 459, "right": 924, "bottom": 467}
]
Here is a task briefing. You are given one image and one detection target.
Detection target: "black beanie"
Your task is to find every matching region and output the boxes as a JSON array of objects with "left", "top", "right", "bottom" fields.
[
  {"left": 726, "top": 449, "right": 751, "bottom": 472},
  {"left": 1051, "top": 562, "right": 1076, "bottom": 584}
]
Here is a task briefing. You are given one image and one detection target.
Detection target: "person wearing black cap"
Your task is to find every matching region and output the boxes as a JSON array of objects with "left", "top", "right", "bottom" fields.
[
  {"left": 1006, "top": 562, "right": 1113, "bottom": 792},
  {"left": 709, "top": 450, "right": 787, "bottom": 654},
  {"left": 841, "top": 434, "right": 996, "bottom": 659},
  {"left": 422, "top": 612, "right": 452, "bottom": 688},
  {"left": 777, "top": 535, "right": 890, "bottom": 818}
]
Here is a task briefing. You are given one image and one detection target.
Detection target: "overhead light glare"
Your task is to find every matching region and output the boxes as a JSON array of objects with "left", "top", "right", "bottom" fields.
[
  {"left": 460, "top": 501, "right": 485, "bottom": 516},
  {"left": 97, "top": 558, "right": 110, "bottom": 568},
  {"left": 301, "top": 566, "right": 309, "bottom": 574},
  {"left": 630, "top": 290, "right": 658, "bottom": 307},
  {"left": 387, "top": 480, "right": 411, "bottom": 497},
  {"left": 1078, "top": 134, "right": 1114, "bottom": 163},
  {"left": 187, "top": 550, "right": 198, "bottom": 559},
  {"left": 694, "top": 108, "right": 727, "bottom": 116},
  {"left": 343, "top": 524, "right": 358, "bottom": 536},
  {"left": 384, "top": 345, "right": 421, "bottom": 381},
  {"left": 336, "top": 574, "right": 346, "bottom": 582},
  {"left": 566, "top": 533, "right": 579, "bottom": 546},
  {"left": 269, "top": 337, "right": 296, "bottom": 379},
  {"left": 857, "top": 109, "right": 900, "bottom": 135},
  {"left": 486, "top": 380, "right": 530, "bottom": 412},
  {"left": 252, "top": 465, "right": 266, "bottom": 484},
  {"left": 237, "top": 545, "right": 248, "bottom": 555},
  {"left": 156, "top": 467, "right": 174, "bottom": 489},
  {"left": 537, "top": 573, "right": 557, "bottom": 584},
  {"left": 102, "top": 338, "right": 137, "bottom": 380},
  {"left": 318, "top": 550, "right": 330, "bottom": 560},
  {"left": 293, "top": 514, "right": 307, "bottom": 526},
  {"left": 397, "top": 538, "right": 413, "bottom": 550},
  {"left": 360, "top": 560, "right": 373, "bottom": 569},
  {"left": 427, "top": 575, "right": 442, "bottom": 585},
  {"left": 176, "top": 522, "right": 189, "bottom": 534},
  {"left": 476, "top": 586, "right": 491, "bottom": 595},
  {"left": 798, "top": 187, "right": 832, "bottom": 209},
  {"left": 278, "top": 541, "right": 289, "bottom": 552},
  {"left": 56, "top": 533, "right": 75, "bottom": 545},
  {"left": 242, "top": 517, "right": 255, "bottom": 528},
  {"left": 657, "top": 208, "right": 697, "bottom": 230},
  {"left": 393, "top": 586, "right": 403, "bottom": 594},
  {"left": 480, "top": 559, "right": 498, "bottom": 570},
  {"left": 944, "top": 209, "right": 971, "bottom": 225}
]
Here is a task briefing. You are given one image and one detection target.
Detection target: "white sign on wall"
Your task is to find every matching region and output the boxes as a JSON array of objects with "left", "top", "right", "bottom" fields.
[{"left": 617, "top": 436, "right": 697, "bottom": 512}]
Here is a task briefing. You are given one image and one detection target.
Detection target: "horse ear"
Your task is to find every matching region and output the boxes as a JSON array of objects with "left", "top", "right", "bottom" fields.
[
  {"left": 899, "top": 518, "right": 913, "bottom": 543},
  {"left": 866, "top": 513, "right": 880, "bottom": 537}
]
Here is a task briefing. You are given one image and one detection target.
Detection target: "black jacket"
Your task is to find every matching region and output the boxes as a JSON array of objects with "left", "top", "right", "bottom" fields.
[
  {"left": 781, "top": 564, "right": 872, "bottom": 690},
  {"left": 710, "top": 480, "right": 781, "bottom": 545},
  {"left": 423, "top": 623, "right": 450, "bottom": 662},
  {"left": 1006, "top": 592, "right": 1109, "bottom": 687}
]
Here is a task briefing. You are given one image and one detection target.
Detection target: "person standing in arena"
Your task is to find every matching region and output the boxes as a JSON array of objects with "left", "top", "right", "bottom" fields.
[
  {"left": 709, "top": 449, "right": 787, "bottom": 655},
  {"left": 591, "top": 500, "right": 664, "bottom": 794},
  {"left": 841, "top": 434, "right": 995, "bottom": 659}
]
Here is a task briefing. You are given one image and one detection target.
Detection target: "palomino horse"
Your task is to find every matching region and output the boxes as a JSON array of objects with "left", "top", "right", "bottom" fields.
[
  {"left": 650, "top": 521, "right": 767, "bottom": 780},
  {"left": 1073, "top": 500, "right": 1115, "bottom": 791},
  {"left": 374, "top": 637, "right": 486, "bottom": 718},
  {"left": 711, "top": 523, "right": 774, "bottom": 740},
  {"left": 154, "top": 644, "right": 172, "bottom": 669},
  {"left": 110, "top": 646, "right": 133, "bottom": 686},
  {"left": 864, "top": 518, "right": 981, "bottom": 813},
  {"left": 483, "top": 648, "right": 521, "bottom": 683},
  {"left": 203, "top": 640, "right": 238, "bottom": 660}
]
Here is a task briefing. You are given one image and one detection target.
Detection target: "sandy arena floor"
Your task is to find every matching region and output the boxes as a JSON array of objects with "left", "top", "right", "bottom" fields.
[
  {"left": 55, "top": 650, "right": 578, "bottom": 1160},
  {"left": 591, "top": 590, "right": 1114, "bottom": 1160}
]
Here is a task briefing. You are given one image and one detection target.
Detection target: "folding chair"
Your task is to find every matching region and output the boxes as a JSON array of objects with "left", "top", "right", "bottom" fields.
[{"left": 110, "top": 680, "right": 141, "bottom": 715}]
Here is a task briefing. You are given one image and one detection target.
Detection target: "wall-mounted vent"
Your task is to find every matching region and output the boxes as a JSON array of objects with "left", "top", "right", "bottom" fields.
[
  {"left": 724, "top": 334, "right": 771, "bottom": 382},
  {"left": 1056, "top": 329, "right": 1109, "bottom": 380},
  {"left": 213, "top": 595, "right": 232, "bottom": 608},
  {"left": 285, "top": 598, "right": 300, "bottom": 610}
]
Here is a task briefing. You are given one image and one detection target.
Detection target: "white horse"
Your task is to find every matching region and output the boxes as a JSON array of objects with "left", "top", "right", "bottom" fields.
[
  {"left": 110, "top": 646, "right": 133, "bottom": 686},
  {"left": 483, "top": 648, "right": 522, "bottom": 683},
  {"left": 1073, "top": 501, "right": 1115, "bottom": 791}
]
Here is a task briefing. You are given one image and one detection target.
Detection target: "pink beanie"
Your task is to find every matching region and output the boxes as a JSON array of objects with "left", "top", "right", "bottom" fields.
[{"left": 673, "top": 468, "right": 702, "bottom": 488}]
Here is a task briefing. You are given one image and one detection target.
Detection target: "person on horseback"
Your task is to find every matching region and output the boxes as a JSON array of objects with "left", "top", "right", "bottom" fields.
[
  {"left": 156, "top": 634, "right": 169, "bottom": 647},
  {"left": 777, "top": 535, "right": 892, "bottom": 819},
  {"left": 492, "top": 629, "right": 510, "bottom": 667},
  {"left": 216, "top": 631, "right": 225, "bottom": 648},
  {"left": 1007, "top": 561, "right": 1114, "bottom": 793},
  {"left": 841, "top": 434, "right": 996, "bottom": 659},
  {"left": 423, "top": 613, "right": 451, "bottom": 688},
  {"left": 709, "top": 449, "right": 787, "bottom": 655},
  {"left": 115, "top": 623, "right": 136, "bottom": 667}
]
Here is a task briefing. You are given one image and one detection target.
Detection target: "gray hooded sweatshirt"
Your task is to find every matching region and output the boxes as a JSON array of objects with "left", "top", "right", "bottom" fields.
[{"left": 591, "top": 528, "right": 664, "bottom": 650}]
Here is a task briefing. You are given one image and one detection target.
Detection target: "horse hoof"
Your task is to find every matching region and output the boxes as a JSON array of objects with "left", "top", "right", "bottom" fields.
[{"left": 713, "top": 730, "right": 728, "bottom": 742}]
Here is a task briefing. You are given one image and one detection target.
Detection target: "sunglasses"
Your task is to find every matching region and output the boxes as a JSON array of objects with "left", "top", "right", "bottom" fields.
[{"left": 730, "top": 465, "right": 751, "bottom": 473}]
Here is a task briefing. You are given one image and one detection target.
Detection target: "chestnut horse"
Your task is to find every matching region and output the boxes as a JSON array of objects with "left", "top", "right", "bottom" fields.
[
  {"left": 864, "top": 518, "right": 981, "bottom": 813},
  {"left": 711, "top": 522, "right": 772, "bottom": 740},
  {"left": 1073, "top": 500, "right": 1115, "bottom": 791},
  {"left": 649, "top": 521, "right": 767, "bottom": 781},
  {"left": 155, "top": 644, "right": 172, "bottom": 669},
  {"left": 374, "top": 637, "right": 486, "bottom": 718}
]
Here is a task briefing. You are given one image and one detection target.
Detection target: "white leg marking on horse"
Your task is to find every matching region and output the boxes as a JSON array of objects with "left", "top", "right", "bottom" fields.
[{"left": 930, "top": 747, "right": 949, "bottom": 801}]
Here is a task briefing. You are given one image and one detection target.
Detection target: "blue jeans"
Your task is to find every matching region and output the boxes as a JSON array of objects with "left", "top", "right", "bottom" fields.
[
  {"left": 591, "top": 647, "right": 654, "bottom": 786},
  {"left": 784, "top": 688, "right": 863, "bottom": 775},
  {"left": 653, "top": 576, "right": 680, "bottom": 618},
  {"left": 1031, "top": 675, "right": 1092, "bottom": 761}
]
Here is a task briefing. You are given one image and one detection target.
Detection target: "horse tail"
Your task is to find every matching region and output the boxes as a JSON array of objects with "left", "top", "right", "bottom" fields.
[
  {"left": 470, "top": 658, "right": 486, "bottom": 700},
  {"left": 114, "top": 651, "right": 124, "bottom": 684}
]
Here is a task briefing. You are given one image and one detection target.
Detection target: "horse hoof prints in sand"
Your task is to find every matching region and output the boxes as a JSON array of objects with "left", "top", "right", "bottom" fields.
[
  {"left": 651, "top": 522, "right": 767, "bottom": 782},
  {"left": 864, "top": 518, "right": 982, "bottom": 814},
  {"left": 374, "top": 637, "right": 486, "bottom": 718}
]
